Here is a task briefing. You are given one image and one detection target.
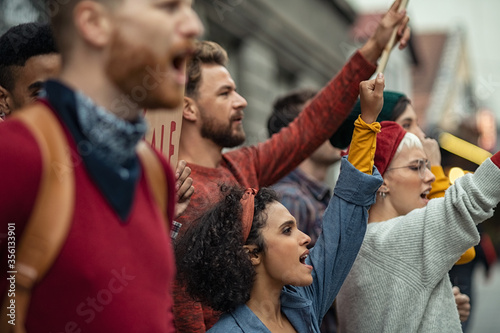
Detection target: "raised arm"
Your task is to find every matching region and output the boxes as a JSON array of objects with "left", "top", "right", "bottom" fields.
[
  {"left": 235, "top": 1, "right": 410, "bottom": 187},
  {"left": 366, "top": 152, "right": 500, "bottom": 287},
  {"left": 359, "top": 0, "right": 411, "bottom": 64},
  {"left": 295, "top": 76, "right": 386, "bottom": 323},
  {"left": 418, "top": 136, "right": 476, "bottom": 268},
  {"left": 347, "top": 73, "right": 385, "bottom": 174}
]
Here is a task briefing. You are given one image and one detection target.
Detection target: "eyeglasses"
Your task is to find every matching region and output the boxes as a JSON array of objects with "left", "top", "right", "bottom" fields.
[{"left": 386, "top": 159, "right": 431, "bottom": 179}]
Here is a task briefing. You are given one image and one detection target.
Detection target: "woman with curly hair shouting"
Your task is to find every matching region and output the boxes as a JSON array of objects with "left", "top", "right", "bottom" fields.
[{"left": 175, "top": 75, "right": 386, "bottom": 332}]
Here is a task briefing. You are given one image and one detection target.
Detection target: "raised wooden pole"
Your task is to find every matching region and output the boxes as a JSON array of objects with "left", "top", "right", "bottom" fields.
[{"left": 376, "top": 0, "right": 409, "bottom": 74}]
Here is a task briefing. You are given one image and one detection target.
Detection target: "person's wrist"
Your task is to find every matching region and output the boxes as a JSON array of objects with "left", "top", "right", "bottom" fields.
[
  {"left": 360, "top": 114, "right": 377, "bottom": 124},
  {"left": 359, "top": 37, "right": 384, "bottom": 65}
]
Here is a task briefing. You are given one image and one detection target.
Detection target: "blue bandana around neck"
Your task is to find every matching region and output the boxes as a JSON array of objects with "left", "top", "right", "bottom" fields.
[{"left": 41, "top": 80, "right": 148, "bottom": 222}]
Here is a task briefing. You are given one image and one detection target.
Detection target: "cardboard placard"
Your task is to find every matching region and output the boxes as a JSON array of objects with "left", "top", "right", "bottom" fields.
[{"left": 144, "top": 105, "right": 183, "bottom": 168}]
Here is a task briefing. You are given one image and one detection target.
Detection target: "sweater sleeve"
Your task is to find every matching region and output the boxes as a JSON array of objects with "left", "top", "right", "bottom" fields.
[
  {"left": 298, "top": 157, "right": 383, "bottom": 322},
  {"left": 347, "top": 116, "right": 381, "bottom": 175},
  {"left": 227, "top": 51, "right": 376, "bottom": 187},
  {"left": 427, "top": 165, "right": 476, "bottom": 265},
  {"left": 363, "top": 158, "right": 500, "bottom": 287}
]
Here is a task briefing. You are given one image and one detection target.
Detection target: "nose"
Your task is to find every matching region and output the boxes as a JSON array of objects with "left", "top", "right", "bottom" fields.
[
  {"left": 234, "top": 91, "right": 248, "bottom": 110},
  {"left": 423, "top": 167, "right": 435, "bottom": 184},
  {"left": 299, "top": 230, "right": 311, "bottom": 247},
  {"left": 180, "top": 6, "right": 204, "bottom": 38}
]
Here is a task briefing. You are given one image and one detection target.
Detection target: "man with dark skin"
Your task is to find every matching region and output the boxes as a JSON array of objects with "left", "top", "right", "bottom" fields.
[{"left": 0, "top": 23, "right": 61, "bottom": 120}]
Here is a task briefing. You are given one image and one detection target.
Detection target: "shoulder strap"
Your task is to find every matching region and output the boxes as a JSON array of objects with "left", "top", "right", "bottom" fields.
[
  {"left": 0, "top": 102, "right": 75, "bottom": 333},
  {"left": 136, "top": 141, "right": 168, "bottom": 218},
  {"left": 0, "top": 109, "right": 169, "bottom": 333}
]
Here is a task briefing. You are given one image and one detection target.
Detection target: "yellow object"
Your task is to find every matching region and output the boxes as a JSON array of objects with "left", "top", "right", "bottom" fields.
[
  {"left": 439, "top": 132, "right": 492, "bottom": 165},
  {"left": 449, "top": 167, "right": 466, "bottom": 185},
  {"left": 455, "top": 247, "right": 476, "bottom": 265},
  {"left": 347, "top": 115, "right": 381, "bottom": 175},
  {"left": 428, "top": 166, "right": 450, "bottom": 199}
]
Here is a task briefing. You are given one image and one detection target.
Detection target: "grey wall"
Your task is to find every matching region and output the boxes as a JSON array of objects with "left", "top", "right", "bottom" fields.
[{"left": 0, "top": 0, "right": 47, "bottom": 34}]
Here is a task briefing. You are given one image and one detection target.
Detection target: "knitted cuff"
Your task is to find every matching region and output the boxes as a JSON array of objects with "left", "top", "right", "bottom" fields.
[{"left": 347, "top": 115, "right": 381, "bottom": 175}]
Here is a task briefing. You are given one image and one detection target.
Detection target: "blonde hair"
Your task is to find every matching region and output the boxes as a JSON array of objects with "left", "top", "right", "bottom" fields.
[{"left": 395, "top": 132, "right": 423, "bottom": 155}]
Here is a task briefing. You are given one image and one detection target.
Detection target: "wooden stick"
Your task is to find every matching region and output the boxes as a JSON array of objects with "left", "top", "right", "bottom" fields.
[{"left": 376, "top": 0, "right": 409, "bottom": 74}]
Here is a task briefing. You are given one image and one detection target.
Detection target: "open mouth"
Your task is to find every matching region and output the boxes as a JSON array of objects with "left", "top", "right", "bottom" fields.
[
  {"left": 299, "top": 250, "right": 309, "bottom": 264},
  {"left": 420, "top": 188, "right": 430, "bottom": 200},
  {"left": 172, "top": 54, "right": 186, "bottom": 71},
  {"left": 171, "top": 44, "right": 195, "bottom": 71},
  {"left": 168, "top": 49, "right": 193, "bottom": 85}
]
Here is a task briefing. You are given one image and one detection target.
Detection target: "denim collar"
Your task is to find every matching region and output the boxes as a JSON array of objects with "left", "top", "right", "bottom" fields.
[{"left": 228, "top": 287, "right": 314, "bottom": 332}]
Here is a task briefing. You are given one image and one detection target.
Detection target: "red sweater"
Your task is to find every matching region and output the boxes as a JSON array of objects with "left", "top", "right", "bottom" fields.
[
  {"left": 0, "top": 108, "right": 177, "bottom": 332},
  {"left": 173, "top": 51, "right": 377, "bottom": 332}
]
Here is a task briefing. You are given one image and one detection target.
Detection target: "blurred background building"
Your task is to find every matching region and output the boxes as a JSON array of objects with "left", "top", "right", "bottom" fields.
[{"left": 0, "top": 0, "right": 44, "bottom": 33}]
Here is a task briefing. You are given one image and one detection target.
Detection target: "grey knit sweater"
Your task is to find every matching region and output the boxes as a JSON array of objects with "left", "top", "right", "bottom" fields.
[{"left": 336, "top": 158, "right": 500, "bottom": 333}]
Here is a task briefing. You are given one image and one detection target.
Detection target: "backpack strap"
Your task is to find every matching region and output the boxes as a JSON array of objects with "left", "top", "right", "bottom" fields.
[
  {"left": 0, "top": 102, "right": 75, "bottom": 333},
  {"left": 0, "top": 106, "right": 169, "bottom": 333}
]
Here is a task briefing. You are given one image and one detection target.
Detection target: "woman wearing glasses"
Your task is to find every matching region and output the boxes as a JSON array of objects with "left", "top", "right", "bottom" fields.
[
  {"left": 335, "top": 121, "right": 500, "bottom": 333},
  {"left": 333, "top": 92, "right": 474, "bottom": 325},
  {"left": 332, "top": 91, "right": 453, "bottom": 202}
]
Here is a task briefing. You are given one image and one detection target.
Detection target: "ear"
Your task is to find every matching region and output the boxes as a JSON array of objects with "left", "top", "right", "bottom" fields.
[
  {"left": 377, "top": 181, "right": 389, "bottom": 196},
  {"left": 243, "top": 244, "right": 261, "bottom": 266},
  {"left": 0, "top": 85, "right": 13, "bottom": 117},
  {"left": 74, "top": 0, "right": 113, "bottom": 48},
  {"left": 183, "top": 96, "right": 198, "bottom": 122}
]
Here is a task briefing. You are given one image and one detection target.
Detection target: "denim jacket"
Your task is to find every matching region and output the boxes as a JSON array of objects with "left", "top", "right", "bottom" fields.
[{"left": 208, "top": 157, "right": 383, "bottom": 332}]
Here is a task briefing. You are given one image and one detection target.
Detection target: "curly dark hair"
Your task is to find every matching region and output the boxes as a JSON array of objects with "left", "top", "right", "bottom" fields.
[
  {"left": 0, "top": 23, "right": 57, "bottom": 91},
  {"left": 175, "top": 186, "right": 279, "bottom": 313}
]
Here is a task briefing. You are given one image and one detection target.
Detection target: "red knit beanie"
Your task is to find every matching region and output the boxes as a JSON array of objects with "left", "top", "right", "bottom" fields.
[{"left": 375, "top": 121, "right": 407, "bottom": 176}]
